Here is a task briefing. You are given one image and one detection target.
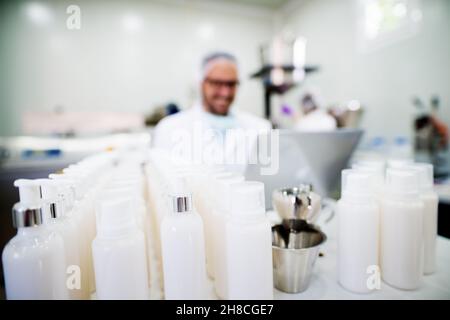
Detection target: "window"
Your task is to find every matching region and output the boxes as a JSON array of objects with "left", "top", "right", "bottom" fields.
[{"left": 357, "top": 0, "right": 423, "bottom": 52}]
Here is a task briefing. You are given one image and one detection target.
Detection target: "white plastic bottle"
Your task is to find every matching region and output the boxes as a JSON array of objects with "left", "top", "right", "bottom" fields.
[
  {"left": 49, "top": 173, "right": 91, "bottom": 296},
  {"left": 196, "top": 168, "right": 228, "bottom": 279},
  {"left": 381, "top": 169, "right": 424, "bottom": 290},
  {"left": 337, "top": 170, "right": 380, "bottom": 293},
  {"left": 38, "top": 179, "right": 85, "bottom": 299},
  {"left": 2, "top": 180, "right": 68, "bottom": 300},
  {"left": 407, "top": 163, "right": 438, "bottom": 274},
  {"left": 92, "top": 197, "right": 149, "bottom": 300},
  {"left": 160, "top": 194, "right": 207, "bottom": 300},
  {"left": 225, "top": 181, "right": 273, "bottom": 300},
  {"left": 63, "top": 168, "right": 97, "bottom": 293},
  {"left": 212, "top": 174, "right": 245, "bottom": 299},
  {"left": 99, "top": 185, "right": 152, "bottom": 286},
  {"left": 52, "top": 178, "right": 91, "bottom": 299}
]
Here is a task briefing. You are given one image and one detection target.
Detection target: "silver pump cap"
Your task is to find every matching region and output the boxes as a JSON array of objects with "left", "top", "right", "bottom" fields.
[
  {"left": 172, "top": 194, "right": 192, "bottom": 213},
  {"left": 12, "top": 203, "right": 44, "bottom": 228}
]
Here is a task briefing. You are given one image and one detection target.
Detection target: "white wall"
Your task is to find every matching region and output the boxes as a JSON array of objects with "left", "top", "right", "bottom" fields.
[
  {"left": 278, "top": 0, "right": 450, "bottom": 140},
  {"left": 0, "top": 0, "right": 273, "bottom": 136},
  {"left": 1, "top": 0, "right": 448, "bottom": 139}
]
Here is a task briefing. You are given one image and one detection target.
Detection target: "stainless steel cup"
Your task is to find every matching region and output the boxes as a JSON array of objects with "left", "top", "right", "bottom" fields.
[{"left": 272, "top": 223, "right": 326, "bottom": 293}]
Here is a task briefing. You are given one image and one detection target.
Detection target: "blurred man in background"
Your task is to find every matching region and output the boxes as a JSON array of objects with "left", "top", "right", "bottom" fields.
[{"left": 153, "top": 52, "right": 271, "bottom": 171}]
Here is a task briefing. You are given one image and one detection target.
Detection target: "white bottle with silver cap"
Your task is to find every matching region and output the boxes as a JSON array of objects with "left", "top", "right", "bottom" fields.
[
  {"left": 381, "top": 169, "right": 424, "bottom": 290},
  {"left": 49, "top": 173, "right": 92, "bottom": 296},
  {"left": 337, "top": 170, "right": 380, "bottom": 293},
  {"left": 160, "top": 193, "right": 207, "bottom": 300},
  {"left": 92, "top": 197, "right": 149, "bottom": 300},
  {"left": 38, "top": 178, "right": 85, "bottom": 299},
  {"left": 224, "top": 181, "right": 273, "bottom": 300},
  {"left": 2, "top": 179, "right": 68, "bottom": 300}
]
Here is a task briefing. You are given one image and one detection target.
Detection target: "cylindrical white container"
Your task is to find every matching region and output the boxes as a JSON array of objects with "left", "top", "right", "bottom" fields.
[
  {"left": 92, "top": 198, "right": 149, "bottom": 300},
  {"left": 199, "top": 171, "right": 234, "bottom": 279},
  {"left": 39, "top": 179, "right": 84, "bottom": 299},
  {"left": 212, "top": 173, "right": 245, "bottom": 299},
  {"left": 225, "top": 181, "right": 273, "bottom": 300},
  {"left": 160, "top": 194, "right": 207, "bottom": 300},
  {"left": 381, "top": 169, "right": 424, "bottom": 290},
  {"left": 100, "top": 183, "right": 152, "bottom": 285},
  {"left": 337, "top": 170, "right": 380, "bottom": 293},
  {"left": 406, "top": 163, "right": 438, "bottom": 274},
  {"left": 50, "top": 174, "right": 92, "bottom": 296},
  {"left": 2, "top": 180, "right": 68, "bottom": 300},
  {"left": 63, "top": 168, "right": 97, "bottom": 294},
  {"left": 48, "top": 176, "right": 89, "bottom": 297}
]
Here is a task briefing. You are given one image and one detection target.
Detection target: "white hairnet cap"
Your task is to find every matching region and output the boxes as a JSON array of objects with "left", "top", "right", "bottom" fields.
[{"left": 198, "top": 51, "right": 238, "bottom": 82}]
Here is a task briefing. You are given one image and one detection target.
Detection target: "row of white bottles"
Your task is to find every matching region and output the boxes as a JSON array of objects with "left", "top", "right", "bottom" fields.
[
  {"left": 92, "top": 154, "right": 152, "bottom": 299},
  {"left": 50, "top": 152, "right": 115, "bottom": 296},
  {"left": 1, "top": 151, "right": 140, "bottom": 299},
  {"left": 338, "top": 159, "right": 438, "bottom": 292},
  {"left": 145, "top": 151, "right": 274, "bottom": 300}
]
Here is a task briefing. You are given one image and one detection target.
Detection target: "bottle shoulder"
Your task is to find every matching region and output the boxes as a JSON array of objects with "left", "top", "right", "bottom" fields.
[
  {"left": 382, "top": 196, "right": 424, "bottom": 209},
  {"left": 338, "top": 198, "right": 379, "bottom": 210},
  {"left": 3, "top": 230, "right": 63, "bottom": 257},
  {"left": 161, "top": 212, "right": 203, "bottom": 228}
]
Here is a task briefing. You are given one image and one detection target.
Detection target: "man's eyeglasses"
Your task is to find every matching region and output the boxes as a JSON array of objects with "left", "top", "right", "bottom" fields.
[{"left": 204, "top": 78, "right": 239, "bottom": 89}]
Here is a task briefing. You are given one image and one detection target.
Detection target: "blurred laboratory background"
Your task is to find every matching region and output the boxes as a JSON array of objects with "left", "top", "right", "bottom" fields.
[{"left": 0, "top": 0, "right": 449, "bottom": 298}]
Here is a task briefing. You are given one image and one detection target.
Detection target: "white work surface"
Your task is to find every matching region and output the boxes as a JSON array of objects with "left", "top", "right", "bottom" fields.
[{"left": 144, "top": 200, "right": 450, "bottom": 300}]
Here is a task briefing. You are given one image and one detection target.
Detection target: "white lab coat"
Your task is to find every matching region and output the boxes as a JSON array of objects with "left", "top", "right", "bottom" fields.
[
  {"left": 152, "top": 103, "right": 271, "bottom": 173},
  {"left": 296, "top": 109, "right": 337, "bottom": 132}
]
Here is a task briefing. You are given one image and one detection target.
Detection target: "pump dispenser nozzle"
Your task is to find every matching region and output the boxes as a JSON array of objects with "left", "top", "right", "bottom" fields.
[
  {"left": 13, "top": 179, "right": 42, "bottom": 205},
  {"left": 12, "top": 179, "right": 44, "bottom": 228},
  {"left": 48, "top": 174, "right": 75, "bottom": 212},
  {"left": 49, "top": 173, "right": 83, "bottom": 201},
  {"left": 37, "top": 179, "right": 65, "bottom": 219}
]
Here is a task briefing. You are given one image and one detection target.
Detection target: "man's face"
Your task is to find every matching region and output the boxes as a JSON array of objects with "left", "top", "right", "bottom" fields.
[{"left": 201, "top": 60, "right": 239, "bottom": 116}]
